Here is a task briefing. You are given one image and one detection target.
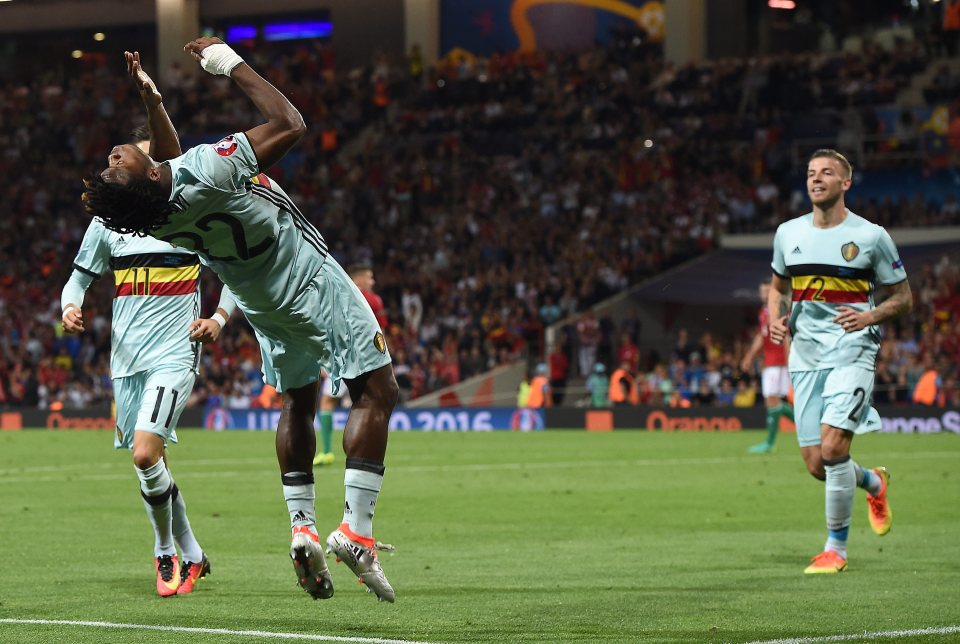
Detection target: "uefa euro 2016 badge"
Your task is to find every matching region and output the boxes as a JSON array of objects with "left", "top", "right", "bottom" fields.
[
  {"left": 214, "top": 136, "right": 238, "bottom": 157},
  {"left": 841, "top": 241, "right": 860, "bottom": 262}
]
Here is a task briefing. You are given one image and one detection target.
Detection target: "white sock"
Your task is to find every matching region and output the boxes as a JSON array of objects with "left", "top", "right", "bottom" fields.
[
  {"left": 824, "top": 458, "right": 855, "bottom": 560},
  {"left": 170, "top": 478, "right": 203, "bottom": 563},
  {"left": 136, "top": 459, "right": 175, "bottom": 557},
  {"left": 343, "top": 468, "right": 383, "bottom": 538},
  {"left": 281, "top": 471, "right": 316, "bottom": 531},
  {"left": 853, "top": 461, "right": 882, "bottom": 495}
]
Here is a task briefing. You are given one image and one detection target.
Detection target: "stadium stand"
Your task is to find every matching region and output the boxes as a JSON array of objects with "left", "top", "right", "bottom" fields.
[{"left": 0, "top": 33, "right": 958, "bottom": 410}]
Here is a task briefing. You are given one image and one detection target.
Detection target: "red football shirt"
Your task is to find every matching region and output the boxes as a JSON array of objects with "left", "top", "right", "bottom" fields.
[
  {"left": 363, "top": 290, "right": 387, "bottom": 330},
  {"left": 760, "top": 307, "right": 787, "bottom": 367}
]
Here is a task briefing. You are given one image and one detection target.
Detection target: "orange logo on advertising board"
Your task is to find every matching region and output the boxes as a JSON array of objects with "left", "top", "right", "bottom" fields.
[{"left": 645, "top": 411, "right": 743, "bottom": 432}]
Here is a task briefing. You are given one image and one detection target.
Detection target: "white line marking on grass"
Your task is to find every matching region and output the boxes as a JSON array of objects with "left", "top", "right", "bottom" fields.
[
  {"left": 1, "top": 451, "right": 957, "bottom": 485},
  {"left": 743, "top": 625, "right": 960, "bottom": 644},
  {"left": 0, "top": 456, "right": 270, "bottom": 475},
  {"left": 0, "top": 619, "right": 441, "bottom": 644}
]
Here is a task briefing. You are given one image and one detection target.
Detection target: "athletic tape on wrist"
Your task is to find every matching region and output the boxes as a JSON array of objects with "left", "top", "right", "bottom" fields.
[
  {"left": 211, "top": 312, "right": 227, "bottom": 328},
  {"left": 199, "top": 43, "right": 244, "bottom": 76}
]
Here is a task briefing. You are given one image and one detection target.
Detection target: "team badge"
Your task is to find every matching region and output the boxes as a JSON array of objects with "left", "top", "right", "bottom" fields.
[
  {"left": 214, "top": 136, "right": 238, "bottom": 157},
  {"left": 841, "top": 242, "right": 859, "bottom": 262},
  {"left": 116, "top": 426, "right": 123, "bottom": 444},
  {"left": 373, "top": 331, "right": 386, "bottom": 354}
]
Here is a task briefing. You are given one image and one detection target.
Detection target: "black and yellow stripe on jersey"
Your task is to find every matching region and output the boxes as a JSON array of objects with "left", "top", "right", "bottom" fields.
[
  {"left": 109, "top": 253, "right": 200, "bottom": 298},
  {"left": 787, "top": 263, "right": 872, "bottom": 304},
  {"left": 246, "top": 173, "right": 328, "bottom": 259}
]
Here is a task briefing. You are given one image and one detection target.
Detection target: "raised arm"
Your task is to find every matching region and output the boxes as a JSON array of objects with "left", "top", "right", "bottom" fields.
[
  {"left": 183, "top": 37, "right": 305, "bottom": 171},
  {"left": 125, "top": 51, "right": 181, "bottom": 161}
]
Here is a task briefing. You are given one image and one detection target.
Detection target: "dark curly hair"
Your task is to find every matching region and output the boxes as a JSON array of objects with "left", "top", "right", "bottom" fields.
[
  {"left": 129, "top": 124, "right": 151, "bottom": 144},
  {"left": 82, "top": 174, "right": 173, "bottom": 236}
]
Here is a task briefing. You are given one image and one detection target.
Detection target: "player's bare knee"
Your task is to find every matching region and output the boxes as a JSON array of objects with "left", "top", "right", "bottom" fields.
[
  {"left": 132, "top": 445, "right": 161, "bottom": 470},
  {"left": 820, "top": 439, "right": 850, "bottom": 462}
]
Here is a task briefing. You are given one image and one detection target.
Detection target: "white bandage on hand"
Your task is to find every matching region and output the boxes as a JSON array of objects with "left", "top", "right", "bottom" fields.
[
  {"left": 199, "top": 43, "right": 244, "bottom": 77},
  {"left": 210, "top": 312, "right": 227, "bottom": 328}
]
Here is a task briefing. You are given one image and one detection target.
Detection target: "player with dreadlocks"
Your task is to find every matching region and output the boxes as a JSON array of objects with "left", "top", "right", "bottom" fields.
[{"left": 83, "top": 38, "right": 399, "bottom": 603}]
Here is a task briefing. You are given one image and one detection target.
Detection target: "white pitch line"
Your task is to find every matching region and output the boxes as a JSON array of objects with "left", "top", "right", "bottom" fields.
[
  {"left": 0, "top": 453, "right": 427, "bottom": 476},
  {"left": 742, "top": 625, "right": 960, "bottom": 644},
  {"left": 0, "top": 618, "right": 441, "bottom": 644},
  {"left": 0, "top": 451, "right": 958, "bottom": 485}
]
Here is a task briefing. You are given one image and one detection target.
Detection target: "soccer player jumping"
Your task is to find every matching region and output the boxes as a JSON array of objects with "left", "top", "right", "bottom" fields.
[
  {"left": 82, "top": 39, "right": 399, "bottom": 601},
  {"left": 769, "top": 149, "right": 912, "bottom": 573}
]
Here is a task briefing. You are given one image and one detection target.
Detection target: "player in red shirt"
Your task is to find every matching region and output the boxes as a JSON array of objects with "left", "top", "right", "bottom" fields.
[
  {"left": 352, "top": 264, "right": 388, "bottom": 330},
  {"left": 314, "top": 264, "right": 388, "bottom": 466},
  {"left": 741, "top": 280, "right": 795, "bottom": 453}
]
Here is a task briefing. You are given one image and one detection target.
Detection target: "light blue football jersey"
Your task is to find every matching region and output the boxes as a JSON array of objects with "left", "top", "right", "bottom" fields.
[
  {"left": 71, "top": 219, "right": 201, "bottom": 377},
  {"left": 158, "top": 133, "right": 328, "bottom": 316},
  {"left": 771, "top": 211, "right": 907, "bottom": 372}
]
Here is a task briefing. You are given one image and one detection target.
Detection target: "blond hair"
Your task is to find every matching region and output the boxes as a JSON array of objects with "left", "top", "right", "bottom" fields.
[{"left": 809, "top": 149, "right": 853, "bottom": 178}]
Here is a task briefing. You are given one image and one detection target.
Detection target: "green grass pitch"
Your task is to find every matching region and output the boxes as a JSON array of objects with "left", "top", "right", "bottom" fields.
[{"left": 1, "top": 429, "right": 958, "bottom": 643}]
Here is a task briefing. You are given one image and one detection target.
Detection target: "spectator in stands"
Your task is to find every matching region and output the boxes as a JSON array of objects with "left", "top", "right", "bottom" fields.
[
  {"left": 526, "top": 363, "right": 552, "bottom": 408},
  {"left": 616, "top": 331, "right": 641, "bottom": 374},
  {"left": 733, "top": 378, "right": 758, "bottom": 408},
  {"left": 586, "top": 362, "right": 610, "bottom": 408},
  {"left": 913, "top": 356, "right": 945, "bottom": 406},
  {"left": 608, "top": 359, "right": 639, "bottom": 407},
  {"left": 576, "top": 310, "right": 601, "bottom": 377},
  {"left": 672, "top": 328, "right": 701, "bottom": 364},
  {"left": 2, "top": 34, "right": 959, "bottom": 410},
  {"left": 944, "top": 0, "right": 960, "bottom": 56},
  {"left": 547, "top": 343, "right": 570, "bottom": 406}
]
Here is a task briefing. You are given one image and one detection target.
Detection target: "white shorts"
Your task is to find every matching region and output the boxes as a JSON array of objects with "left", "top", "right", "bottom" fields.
[
  {"left": 246, "top": 258, "right": 391, "bottom": 393},
  {"left": 791, "top": 366, "right": 881, "bottom": 448},
  {"left": 761, "top": 366, "right": 790, "bottom": 398},
  {"left": 113, "top": 365, "right": 196, "bottom": 450}
]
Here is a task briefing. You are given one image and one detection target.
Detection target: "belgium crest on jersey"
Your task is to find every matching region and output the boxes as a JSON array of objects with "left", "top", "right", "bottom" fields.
[
  {"left": 374, "top": 331, "right": 386, "bottom": 354},
  {"left": 841, "top": 241, "right": 860, "bottom": 262}
]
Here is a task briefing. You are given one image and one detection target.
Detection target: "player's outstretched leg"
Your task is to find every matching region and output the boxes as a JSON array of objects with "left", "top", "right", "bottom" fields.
[
  {"left": 327, "top": 365, "right": 398, "bottom": 602},
  {"left": 279, "top": 383, "right": 334, "bottom": 599}
]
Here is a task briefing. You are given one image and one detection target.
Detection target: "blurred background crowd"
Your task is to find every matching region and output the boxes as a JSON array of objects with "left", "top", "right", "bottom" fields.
[{"left": 1, "top": 7, "right": 958, "bottom": 411}]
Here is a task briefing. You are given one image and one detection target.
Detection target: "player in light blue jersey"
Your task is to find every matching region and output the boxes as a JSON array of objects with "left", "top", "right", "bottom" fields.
[
  {"left": 82, "top": 40, "right": 400, "bottom": 602},
  {"left": 64, "top": 116, "right": 235, "bottom": 596},
  {"left": 769, "top": 149, "right": 913, "bottom": 574}
]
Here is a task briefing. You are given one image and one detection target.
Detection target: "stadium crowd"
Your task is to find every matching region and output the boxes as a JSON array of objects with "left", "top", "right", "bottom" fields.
[
  {"left": 564, "top": 250, "right": 960, "bottom": 409},
  {"left": 0, "top": 32, "right": 958, "bottom": 410}
]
